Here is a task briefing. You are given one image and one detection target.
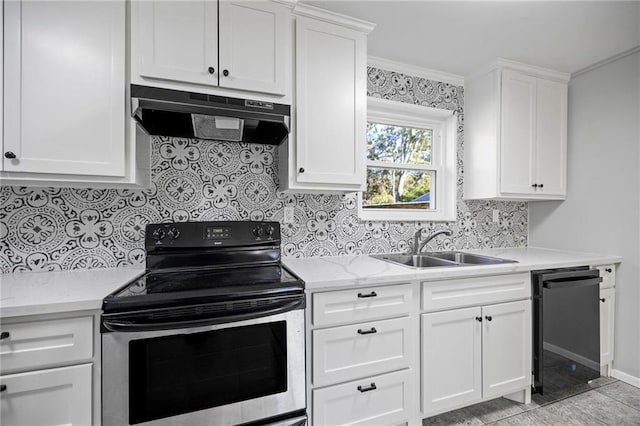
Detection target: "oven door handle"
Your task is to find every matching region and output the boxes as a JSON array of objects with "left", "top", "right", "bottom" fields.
[
  {"left": 543, "top": 277, "right": 602, "bottom": 290},
  {"left": 102, "top": 297, "right": 304, "bottom": 333}
]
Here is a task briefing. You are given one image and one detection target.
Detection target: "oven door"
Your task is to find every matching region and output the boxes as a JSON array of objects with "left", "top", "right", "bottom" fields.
[{"left": 102, "top": 308, "right": 305, "bottom": 426}]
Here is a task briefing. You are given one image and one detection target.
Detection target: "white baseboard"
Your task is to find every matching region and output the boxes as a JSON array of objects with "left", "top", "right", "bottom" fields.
[
  {"left": 611, "top": 369, "right": 640, "bottom": 388},
  {"left": 543, "top": 342, "right": 600, "bottom": 372}
]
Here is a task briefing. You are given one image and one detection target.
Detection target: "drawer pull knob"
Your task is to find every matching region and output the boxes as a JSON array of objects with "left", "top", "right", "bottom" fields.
[
  {"left": 0, "top": 385, "right": 6, "bottom": 392},
  {"left": 4, "top": 151, "right": 16, "bottom": 159},
  {"left": 208, "top": 66, "right": 215, "bottom": 74},
  {"left": 357, "top": 383, "right": 377, "bottom": 393},
  {"left": 357, "top": 291, "right": 377, "bottom": 298},
  {"left": 475, "top": 316, "right": 483, "bottom": 322},
  {"left": 600, "top": 298, "right": 606, "bottom": 303},
  {"left": 357, "top": 327, "right": 377, "bottom": 335},
  {"left": 605, "top": 268, "right": 612, "bottom": 273},
  {"left": 485, "top": 315, "right": 493, "bottom": 322},
  {"left": 0, "top": 332, "right": 9, "bottom": 340}
]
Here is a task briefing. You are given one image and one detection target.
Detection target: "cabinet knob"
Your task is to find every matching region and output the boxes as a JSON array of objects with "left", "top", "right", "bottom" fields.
[
  {"left": 539, "top": 184, "right": 544, "bottom": 188},
  {"left": 531, "top": 184, "right": 538, "bottom": 188},
  {"left": 223, "top": 69, "right": 229, "bottom": 77},
  {"left": 4, "top": 151, "right": 16, "bottom": 159},
  {"left": 0, "top": 332, "right": 9, "bottom": 340},
  {"left": 208, "top": 66, "right": 215, "bottom": 74},
  {"left": 298, "top": 167, "right": 305, "bottom": 173},
  {"left": 0, "top": 384, "right": 6, "bottom": 393},
  {"left": 475, "top": 316, "right": 483, "bottom": 322},
  {"left": 600, "top": 298, "right": 606, "bottom": 303},
  {"left": 605, "top": 268, "right": 612, "bottom": 273},
  {"left": 485, "top": 315, "right": 493, "bottom": 322}
]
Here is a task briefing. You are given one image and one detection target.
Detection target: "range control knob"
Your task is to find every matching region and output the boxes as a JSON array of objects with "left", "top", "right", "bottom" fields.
[
  {"left": 152, "top": 228, "right": 166, "bottom": 241},
  {"left": 167, "top": 228, "right": 181, "bottom": 240},
  {"left": 252, "top": 227, "right": 264, "bottom": 239},
  {"left": 265, "top": 225, "right": 275, "bottom": 237}
]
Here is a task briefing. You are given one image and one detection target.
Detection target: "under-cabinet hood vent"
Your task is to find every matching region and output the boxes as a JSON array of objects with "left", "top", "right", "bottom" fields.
[{"left": 131, "top": 85, "right": 290, "bottom": 145}]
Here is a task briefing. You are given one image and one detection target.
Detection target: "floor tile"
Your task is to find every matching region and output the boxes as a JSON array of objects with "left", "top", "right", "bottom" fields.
[
  {"left": 530, "top": 382, "right": 591, "bottom": 407},
  {"left": 488, "top": 411, "right": 548, "bottom": 426},
  {"left": 530, "top": 398, "right": 607, "bottom": 425},
  {"left": 595, "top": 380, "right": 640, "bottom": 411},
  {"left": 423, "top": 407, "right": 483, "bottom": 426},
  {"left": 564, "top": 389, "right": 640, "bottom": 426},
  {"left": 587, "top": 376, "right": 617, "bottom": 389},
  {"left": 464, "top": 398, "right": 525, "bottom": 424}
]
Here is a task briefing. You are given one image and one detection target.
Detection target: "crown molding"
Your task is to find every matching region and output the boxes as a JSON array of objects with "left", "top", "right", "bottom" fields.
[
  {"left": 367, "top": 56, "right": 465, "bottom": 87},
  {"left": 572, "top": 45, "right": 640, "bottom": 78},
  {"left": 293, "top": 4, "right": 376, "bottom": 33}
]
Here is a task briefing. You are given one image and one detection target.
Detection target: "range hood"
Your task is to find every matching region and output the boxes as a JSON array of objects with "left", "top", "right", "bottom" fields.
[{"left": 131, "top": 85, "right": 290, "bottom": 145}]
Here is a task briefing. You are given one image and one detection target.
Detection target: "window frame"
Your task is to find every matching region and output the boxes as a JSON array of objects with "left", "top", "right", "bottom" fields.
[{"left": 358, "top": 97, "right": 457, "bottom": 222}]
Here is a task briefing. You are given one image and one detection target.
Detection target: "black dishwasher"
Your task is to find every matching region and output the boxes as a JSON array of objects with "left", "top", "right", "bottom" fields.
[{"left": 532, "top": 266, "right": 602, "bottom": 395}]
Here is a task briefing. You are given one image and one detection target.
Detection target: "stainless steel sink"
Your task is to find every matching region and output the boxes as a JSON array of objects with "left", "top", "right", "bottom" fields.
[
  {"left": 371, "top": 251, "right": 517, "bottom": 269},
  {"left": 427, "top": 251, "right": 517, "bottom": 265}
]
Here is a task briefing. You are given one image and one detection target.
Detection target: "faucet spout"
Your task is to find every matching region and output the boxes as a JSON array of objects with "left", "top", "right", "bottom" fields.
[{"left": 413, "top": 228, "right": 453, "bottom": 254}]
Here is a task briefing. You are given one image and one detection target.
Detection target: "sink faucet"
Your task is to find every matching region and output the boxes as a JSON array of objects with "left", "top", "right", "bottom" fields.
[{"left": 412, "top": 228, "right": 453, "bottom": 254}]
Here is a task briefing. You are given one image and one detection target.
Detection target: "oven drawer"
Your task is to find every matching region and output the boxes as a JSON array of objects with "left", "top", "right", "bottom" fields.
[
  {"left": 312, "top": 284, "right": 413, "bottom": 326},
  {"left": 422, "top": 274, "right": 530, "bottom": 312},
  {"left": 0, "top": 316, "right": 93, "bottom": 374},
  {"left": 312, "top": 316, "right": 412, "bottom": 387},
  {"left": 312, "top": 369, "right": 414, "bottom": 426}
]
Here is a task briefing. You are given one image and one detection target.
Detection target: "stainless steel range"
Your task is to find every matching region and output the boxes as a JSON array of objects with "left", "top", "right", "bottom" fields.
[{"left": 101, "top": 221, "right": 306, "bottom": 426}]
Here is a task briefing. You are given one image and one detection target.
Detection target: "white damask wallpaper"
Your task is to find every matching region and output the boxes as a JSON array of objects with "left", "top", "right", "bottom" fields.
[{"left": 0, "top": 66, "right": 528, "bottom": 273}]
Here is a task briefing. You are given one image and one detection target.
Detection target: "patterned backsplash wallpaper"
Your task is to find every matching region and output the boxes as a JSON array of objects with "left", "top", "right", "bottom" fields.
[{"left": 0, "top": 66, "right": 528, "bottom": 273}]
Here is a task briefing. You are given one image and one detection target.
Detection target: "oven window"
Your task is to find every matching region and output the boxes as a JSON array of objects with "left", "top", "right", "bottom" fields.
[{"left": 128, "top": 321, "right": 287, "bottom": 424}]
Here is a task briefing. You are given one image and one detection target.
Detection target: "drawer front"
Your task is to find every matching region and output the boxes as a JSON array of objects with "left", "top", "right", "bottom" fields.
[
  {"left": 0, "top": 316, "right": 93, "bottom": 374},
  {"left": 0, "top": 364, "right": 92, "bottom": 425},
  {"left": 313, "top": 284, "right": 413, "bottom": 326},
  {"left": 422, "top": 274, "right": 530, "bottom": 312},
  {"left": 313, "top": 317, "right": 412, "bottom": 387},
  {"left": 594, "top": 265, "right": 615, "bottom": 289},
  {"left": 313, "top": 369, "right": 414, "bottom": 426}
]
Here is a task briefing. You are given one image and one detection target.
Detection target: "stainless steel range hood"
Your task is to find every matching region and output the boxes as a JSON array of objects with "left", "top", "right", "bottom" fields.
[{"left": 131, "top": 85, "right": 290, "bottom": 145}]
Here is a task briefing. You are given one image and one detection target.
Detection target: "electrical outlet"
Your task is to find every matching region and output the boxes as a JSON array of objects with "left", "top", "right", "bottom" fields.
[
  {"left": 492, "top": 209, "right": 499, "bottom": 223},
  {"left": 284, "top": 207, "right": 294, "bottom": 224}
]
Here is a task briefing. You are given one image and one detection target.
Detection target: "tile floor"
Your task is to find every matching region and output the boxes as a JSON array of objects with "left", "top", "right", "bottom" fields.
[{"left": 423, "top": 378, "right": 640, "bottom": 425}]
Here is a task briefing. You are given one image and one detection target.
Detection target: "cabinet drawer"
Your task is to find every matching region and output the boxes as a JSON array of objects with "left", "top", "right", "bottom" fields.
[
  {"left": 0, "top": 316, "right": 93, "bottom": 374},
  {"left": 594, "top": 265, "right": 615, "bottom": 289},
  {"left": 313, "top": 284, "right": 413, "bottom": 326},
  {"left": 313, "top": 317, "right": 412, "bottom": 387},
  {"left": 422, "top": 274, "right": 530, "bottom": 312},
  {"left": 313, "top": 369, "right": 414, "bottom": 426},
  {"left": 0, "top": 364, "right": 92, "bottom": 425}
]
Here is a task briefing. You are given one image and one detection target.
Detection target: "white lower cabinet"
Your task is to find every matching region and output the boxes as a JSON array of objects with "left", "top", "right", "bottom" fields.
[
  {"left": 422, "top": 300, "right": 531, "bottom": 417},
  {"left": 0, "top": 364, "right": 92, "bottom": 426},
  {"left": 313, "top": 369, "right": 414, "bottom": 426}
]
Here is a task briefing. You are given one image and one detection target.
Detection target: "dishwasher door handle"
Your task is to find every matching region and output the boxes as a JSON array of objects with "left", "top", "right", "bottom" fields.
[{"left": 543, "top": 277, "right": 602, "bottom": 290}]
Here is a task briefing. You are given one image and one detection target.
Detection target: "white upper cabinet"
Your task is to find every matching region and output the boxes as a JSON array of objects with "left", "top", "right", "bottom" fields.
[
  {"left": 464, "top": 59, "right": 569, "bottom": 201},
  {"left": 133, "top": 0, "right": 291, "bottom": 98},
  {"left": 3, "top": 0, "right": 126, "bottom": 177},
  {"left": 279, "top": 5, "right": 374, "bottom": 193}
]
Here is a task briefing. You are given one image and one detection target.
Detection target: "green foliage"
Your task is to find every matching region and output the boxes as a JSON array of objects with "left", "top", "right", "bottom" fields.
[{"left": 364, "top": 122, "right": 432, "bottom": 206}]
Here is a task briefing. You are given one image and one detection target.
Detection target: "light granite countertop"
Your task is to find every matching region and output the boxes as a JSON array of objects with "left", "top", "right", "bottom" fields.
[
  {"left": 283, "top": 247, "right": 622, "bottom": 290},
  {"left": 0, "top": 266, "right": 145, "bottom": 318},
  {"left": 0, "top": 247, "right": 621, "bottom": 318}
]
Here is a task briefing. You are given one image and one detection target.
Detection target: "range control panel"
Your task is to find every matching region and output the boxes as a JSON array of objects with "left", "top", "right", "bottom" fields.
[{"left": 145, "top": 221, "right": 281, "bottom": 249}]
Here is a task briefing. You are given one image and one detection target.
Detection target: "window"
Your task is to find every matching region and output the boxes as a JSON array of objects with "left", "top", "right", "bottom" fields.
[{"left": 359, "top": 97, "right": 457, "bottom": 221}]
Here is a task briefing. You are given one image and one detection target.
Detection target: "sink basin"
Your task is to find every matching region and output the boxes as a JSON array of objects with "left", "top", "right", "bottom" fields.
[
  {"left": 372, "top": 251, "right": 517, "bottom": 269},
  {"left": 426, "top": 251, "right": 517, "bottom": 265}
]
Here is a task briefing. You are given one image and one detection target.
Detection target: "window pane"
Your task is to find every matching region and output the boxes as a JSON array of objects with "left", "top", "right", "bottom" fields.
[
  {"left": 363, "top": 167, "right": 434, "bottom": 209},
  {"left": 366, "top": 122, "right": 432, "bottom": 165}
]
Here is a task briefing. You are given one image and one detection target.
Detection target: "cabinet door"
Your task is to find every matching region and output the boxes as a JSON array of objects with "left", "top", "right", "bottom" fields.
[
  {"left": 500, "top": 69, "right": 536, "bottom": 195},
  {"left": 3, "top": 1, "right": 125, "bottom": 176},
  {"left": 0, "top": 364, "right": 92, "bottom": 426},
  {"left": 535, "top": 78, "right": 567, "bottom": 196},
  {"left": 482, "top": 300, "right": 531, "bottom": 400},
  {"left": 137, "top": 0, "right": 218, "bottom": 86},
  {"left": 295, "top": 16, "right": 366, "bottom": 187},
  {"left": 421, "top": 307, "right": 482, "bottom": 416},
  {"left": 219, "top": 1, "right": 289, "bottom": 95},
  {"left": 600, "top": 288, "right": 615, "bottom": 365}
]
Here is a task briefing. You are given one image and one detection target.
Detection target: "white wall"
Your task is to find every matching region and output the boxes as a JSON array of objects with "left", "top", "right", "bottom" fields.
[{"left": 529, "top": 51, "right": 640, "bottom": 379}]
